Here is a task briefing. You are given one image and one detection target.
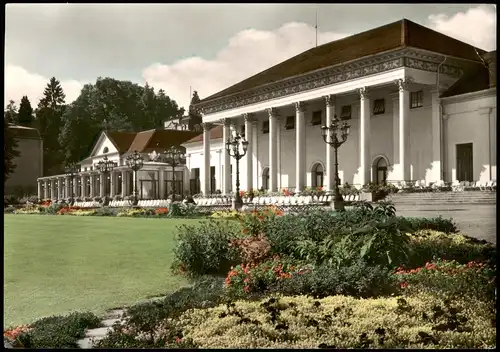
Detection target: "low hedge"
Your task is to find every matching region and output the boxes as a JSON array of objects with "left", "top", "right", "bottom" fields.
[
  {"left": 6, "top": 312, "right": 101, "bottom": 348},
  {"left": 176, "top": 294, "right": 496, "bottom": 349},
  {"left": 96, "top": 276, "right": 226, "bottom": 348}
]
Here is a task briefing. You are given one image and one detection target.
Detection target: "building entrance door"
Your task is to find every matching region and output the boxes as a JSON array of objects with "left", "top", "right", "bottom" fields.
[{"left": 456, "top": 143, "right": 473, "bottom": 182}]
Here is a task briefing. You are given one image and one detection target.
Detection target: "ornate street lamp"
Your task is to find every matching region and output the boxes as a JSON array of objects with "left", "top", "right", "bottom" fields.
[
  {"left": 321, "top": 115, "right": 350, "bottom": 211},
  {"left": 226, "top": 132, "right": 248, "bottom": 210},
  {"left": 65, "top": 162, "right": 80, "bottom": 206},
  {"left": 161, "top": 146, "right": 186, "bottom": 200},
  {"left": 96, "top": 155, "right": 118, "bottom": 206},
  {"left": 126, "top": 151, "right": 144, "bottom": 206}
]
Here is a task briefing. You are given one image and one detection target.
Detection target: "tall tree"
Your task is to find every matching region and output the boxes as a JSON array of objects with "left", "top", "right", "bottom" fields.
[
  {"left": 37, "top": 77, "right": 66, "bottom": 175},
  {"left": 58, "top": 78, "right": 184, "bottom": 165},
  {"left": 17, "top": 96, "right": 34, "bottom": 127},
  {"left": 4, "top": 116, "right": 20, "bottom": 185},
  {"left": 189, "top": 90, "right": 201, "bottom": 115},
  {"left": 4, "top": 100, "right": 18, "bottom": 124}
]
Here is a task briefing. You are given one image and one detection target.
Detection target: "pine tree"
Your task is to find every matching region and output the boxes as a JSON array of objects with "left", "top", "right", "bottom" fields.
[
  {"left": 4, "top": 100, "right": 18, "bottom": 124},
  {"left": 37, "top": 77, "right": 66, "bottom": 175},
  {"left": 17, "top": 96, "right": 34, "bottom": 127},
  {"left": 4, "top": 116, "right": 20, "bottom": 184},
  {"left": 189, "top": 90, "right": 201, "bottom": 115}
]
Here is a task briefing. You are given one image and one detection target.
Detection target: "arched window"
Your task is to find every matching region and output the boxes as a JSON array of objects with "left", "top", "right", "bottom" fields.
[
  {"left": 374, "top": 157, "right": 388, "bottom": 185},
  {"left": 312, "top": 163, "right": 324, "bottom": 188},
  {"left": 262, "top": 167, "right": 269, "bottom": 191}
]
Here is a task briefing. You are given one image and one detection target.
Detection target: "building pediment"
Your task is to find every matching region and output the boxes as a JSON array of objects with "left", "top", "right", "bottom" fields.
[{"left": 89, "top": 132, "right": 119, "bottom": 158}]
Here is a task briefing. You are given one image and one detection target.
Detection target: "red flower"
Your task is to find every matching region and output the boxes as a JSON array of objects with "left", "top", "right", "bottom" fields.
[
  {"left": 244, "top": 285, "right": 249, "bottom": 292},
  {"left": 175, "top": 336, "right": 182, "bottom": 344},
  {"left": 400, "top": 282, "right": 408, "bottom": 288}
]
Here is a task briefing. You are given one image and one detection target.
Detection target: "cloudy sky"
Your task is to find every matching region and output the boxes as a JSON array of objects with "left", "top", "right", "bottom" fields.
[{"left": 4, "top": 3, "right": 497, "bottom": 111}]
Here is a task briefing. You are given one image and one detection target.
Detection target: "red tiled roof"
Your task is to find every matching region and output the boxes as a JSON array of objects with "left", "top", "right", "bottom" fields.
[
  {"left": 199, "top": 19, "right": 485, "bottom": 104},
  {"left": 106, "top": 131, "right": 137, "bottom": 153},
  {"left": 127, "top": 129, "right": 202, "bottom": 153},
  {"left": 183, "top": 125, "right": 223, "bottom": 144}
]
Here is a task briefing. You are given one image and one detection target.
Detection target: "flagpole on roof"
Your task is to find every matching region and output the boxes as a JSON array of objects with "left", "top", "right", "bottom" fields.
[{"left": 315, "top": 7, "right": 318, "bottom": 47}]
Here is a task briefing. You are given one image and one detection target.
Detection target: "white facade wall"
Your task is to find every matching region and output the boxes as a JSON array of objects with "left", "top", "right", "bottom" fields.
[
  {"left": 185, "top": 86, "right": 453, "bottom": 192},
  {"left": 442, "top": 90, "right": 497, "bottom": 182}
]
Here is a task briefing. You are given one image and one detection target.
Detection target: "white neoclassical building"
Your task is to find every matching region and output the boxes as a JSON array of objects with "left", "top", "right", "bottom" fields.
[
  {"left": 36, "top": 126, "right": 201, "bottom": 201},
  {"left": 183, "top": 19, "right": 497, "bottom": 195}
]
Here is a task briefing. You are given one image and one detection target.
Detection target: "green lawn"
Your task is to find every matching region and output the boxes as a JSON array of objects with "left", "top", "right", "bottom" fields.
[{"left": 4, "top": 215, "right": 201, "bottom": 328}]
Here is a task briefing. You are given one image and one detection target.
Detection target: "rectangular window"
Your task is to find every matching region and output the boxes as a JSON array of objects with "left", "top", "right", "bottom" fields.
[
  {"left": 340, "top": 105, "right": 352, "bottom": 120},
  {"left": 240, "top": 125, "right": 245, "bottom": 139},
  {"left": 373, "top": 99, "right": 385, "bottom": 115},
  {"left": 262, "top": 121, "right": 269, "bottom": 134},
  {"left": 193, "top": 168, "right": 200, "bottom": 179},
  {"left": 311, "top": 111, "right": 322, "bottom": 125},
  {"left": 285, "top": 116, "right": 295, "bottom": 130},
  {"left": 410, "top": 91, "right": 423, "bottom": 109}
]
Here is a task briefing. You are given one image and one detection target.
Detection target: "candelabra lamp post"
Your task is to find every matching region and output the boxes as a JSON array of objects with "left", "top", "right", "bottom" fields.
[
  {"left": 226, "top": 132, "right": 249, "bottom": 210},
  {"left": 162, "top": 146, "right": 186, "bottom": 201},
  {"left": 321, "top": 114, "right": 350, "bottom": 211},
  {"left": 96, "top": 156, "right": 118, "bottom": 206},
  {"left": 126, "top": 151, "right": 144, "bottom": 206},
  {"left": 65, "top": 162, "right": 80, "bottom": 206}
]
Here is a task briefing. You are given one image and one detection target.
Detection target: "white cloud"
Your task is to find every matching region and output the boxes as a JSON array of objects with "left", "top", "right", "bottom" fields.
[
  {"left": 142, "top": 22, "right": 349, "bottom": 109},
  {"left": 3, "top": 64, "right": 85, "bottom": 108},
  {"left": 4, "top": 5, "right": 497, "bottom": 112},
  {"left": 428, "top": 5, "right": 496, "bottom": 51}
]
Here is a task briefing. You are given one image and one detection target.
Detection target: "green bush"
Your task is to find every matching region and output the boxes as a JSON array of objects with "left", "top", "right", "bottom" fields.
[
  {"left": 17, "top": 312, "right": 100, "bottom": 348},
  {"left": 406, "top": 230, "right": 496, "bottom": 267},
  {"left": 394, "top": 259, "right": 496, "bottom": 302},
  {"left": 44, "top": 202, "right": 67, "bottom": 215},
  {"left": 96, "top": 276, "right": 224, "bottom": 348},
  {"left": 4, "top": 205, "right": 16, "bottom": 213},
  {"left": 177, "top": 294, "right": 496, "bottom": 349},
  {"left": 268, "top": 260, "right": 397, "bottom": 298},
  {"left": 171, "top": 220, "right": 242, "bottom": 277},
  {"left": 94, "top": 206, "right": 119, "bottom": 216},
  {"left": 396, "top": 216, "right": 458, "bottom": 234},
  {"left": 4, "top": 194, "right": 19, "bottom": 206}
]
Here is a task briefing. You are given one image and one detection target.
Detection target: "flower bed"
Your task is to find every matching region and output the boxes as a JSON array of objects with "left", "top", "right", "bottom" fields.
[{"left": 176, "top": 294, "right": 495, "bottom": 349}]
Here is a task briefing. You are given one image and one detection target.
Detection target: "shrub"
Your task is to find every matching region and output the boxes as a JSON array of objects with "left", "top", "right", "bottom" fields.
[
  {"left": 4, "top": 205, "right": 16, "bottom": 213},
  {"left": 56, "top": 206, "right": 81, "bottom": 215},
  {"left": 177, "top": 294, "right": 496, "bottom": 349},
  {"left": 396, "top": 216, "right": 458, "bottom": 234},
  {"left": 117, "top": 208, "right": 154, "bottom": 217},
  {"left": 4, "top": 194, "right": 19, "bottom": 206},
  {"left": 44, "top": 202, "right": 66, "bottom": 215},
  {"left": 70, "top": 209, "right": 97, "bottom": 216},
  {"left": 269, "top": 260, "right": 398, "bottom": 299},
  {"left": 406, "top": 230, "right": 496, "bottom": 268},
  {"left": 96, "top": 276, "right": 225, "bottom": 348},
  {"left": 15, "top": 312, "right": 100, "bottom": 348},
  {"left": 240, "top": 206, "right": 284, "bottom": 237},
  {"left": 228, "top": 234, "right": 271, "bottom": 264},
  {"left": 94, "top": 206, "right": 118, "bottom": 216},
  {"left": 211, "top": 210, "right": 241, "bottom": 219},
  {"left": 154, "top": 207, "right": 169, "bottom": 216},
  {"left": 171, "top": 220, "right": 242, "bottom": 277},
  {"left": 224, "top": 257, "right": 312, "bottom": 298},
  {"left": 394, "top": 259, "right": 496, "bottom": 302}
]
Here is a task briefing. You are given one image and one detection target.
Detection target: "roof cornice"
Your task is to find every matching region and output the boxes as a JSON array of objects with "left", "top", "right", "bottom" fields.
[{"left": 197, "top": 47, "right": 467, "bottom": 116}]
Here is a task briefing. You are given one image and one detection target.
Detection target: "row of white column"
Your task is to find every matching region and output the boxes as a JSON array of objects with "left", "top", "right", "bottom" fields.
[
  {"left": 38, "top": 170, "right": 132, "bottom": 200},
  {"left": 200, "top": 79, "right": 412, "bottom": 194}
]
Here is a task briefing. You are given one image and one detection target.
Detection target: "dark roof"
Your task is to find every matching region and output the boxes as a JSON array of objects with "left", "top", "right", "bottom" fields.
[
  {"left": 103, "top": 129, "right": 201, "bottom": 154},
  {"left": 199, "top": 19, "right": 485, "bottom": 104},
  {"left": 440, "top": 65, "right": 490, "bottom": 98},
  {"left": 127, "top": 129, "right": 202, "bottom": 153},
  {"left": 106, "top": 131, "right": 137, "bottom": 153},
  {"left": 9, "top": 124, "right": 42, "bottom": 139},
  {"left": 183, "top": 125, "right": 223, "bottom": 144}
]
